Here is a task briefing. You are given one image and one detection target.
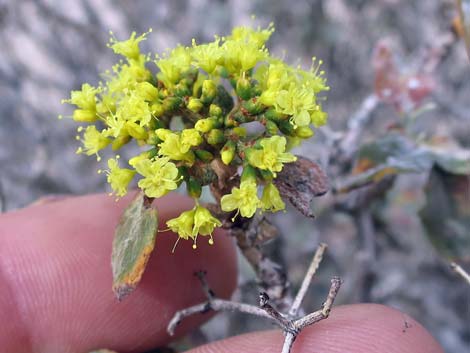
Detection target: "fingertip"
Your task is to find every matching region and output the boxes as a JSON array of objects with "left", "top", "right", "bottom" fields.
[
  {"left": 189, "top": 304, "right": 443, "bottom": 353},
  {"left": 0, "top": 192, "right": 237, "bottom": 353}
]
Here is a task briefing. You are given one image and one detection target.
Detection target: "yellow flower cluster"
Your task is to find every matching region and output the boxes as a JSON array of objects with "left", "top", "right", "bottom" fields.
[{"left": 62, "top": 23, "right": 328, "bottom": 248}]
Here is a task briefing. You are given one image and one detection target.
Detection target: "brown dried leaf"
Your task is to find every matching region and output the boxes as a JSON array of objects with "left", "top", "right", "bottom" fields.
[
  {"left": 274, "top": 156, "right": 329, "bottom": 218},
  {"left": 112, "top": 192, "right": 158, "bottom": 301}
]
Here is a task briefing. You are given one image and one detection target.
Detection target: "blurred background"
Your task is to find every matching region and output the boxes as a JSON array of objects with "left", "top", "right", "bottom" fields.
[{"left": 0, "top": 0, "right": 469, "bottom": 352}]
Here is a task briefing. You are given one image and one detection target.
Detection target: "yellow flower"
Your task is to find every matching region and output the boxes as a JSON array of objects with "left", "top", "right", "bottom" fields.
[
  {"left": 62, "top": 83, "right": 99, "bottom": 111},
  {"left": 108, "top": 29, "right": 152, "bottom": 61},
  {"left": 134, "top": 157, "right": 180, "bottom": 198},
  {"left": 167, "top": 208, "right": 196, "bottom": 240},
  {"left": 159, "top": 133, "right": 195, "bottom": 164},
  {"left": 156, "top": 46, "right": 192, "bottom": 87},
  {"left": 275, "top": 86, "right": 316, "bottom": 127},
  {"left": 191, "top": 38, "right": 223, "bottom": 74},
  {"left": 180, "top": 129, "right": 203, "bottom": 153},
  {"left": 166, "top": 205, "right": 221, "bottom": 249},
  {"left": 103, "top": 158, "right": 136, "bottom": 197},
  {"left": 76, "top": 126, "right": 111, "bottom": 161},
  {"left": 247, "top": 136, "right": 296, "bottom": 176},
  {"left": 261, "top": 183, "right": 285, "bottom": 212},
  {"left": 221, "top": 180, "right": 260, "bottom": 218},
  {"left": 116, "top": 93, "right": 152, "bottom": 127},
  {"left": 193, "top": 206, "right": 221, "bottom": 241}
]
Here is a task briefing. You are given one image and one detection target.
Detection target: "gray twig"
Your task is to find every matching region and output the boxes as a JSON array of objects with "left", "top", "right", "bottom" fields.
[
  {"left": 450, "top": 262, "right": 470, "bottom": 285},
  {"left": 167, "top": 245, "right": 342, "bottom": 353},
  {"left": 289, "top": 242, "right": 328, "bottom": 317}
]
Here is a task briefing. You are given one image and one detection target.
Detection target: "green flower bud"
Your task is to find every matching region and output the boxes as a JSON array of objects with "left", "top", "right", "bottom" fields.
[
  {"left": 195, "top": 117, "right": 218, "bottom": 133},
  {"left": 174, "top": 81, "right": 191, "bottom": 97},
  {"left": 264, "top": 108, "right": 286, "bottom": 122},
  {"left": 206, "top": 129, "right": 225, "bottom": 145},
  {"left": 265, "top": 120, "right": 279, "bottom": 135},
  {"left": 201, "top": 79, "right": 217, "bottom": 104},
  {"left": 236, "top": 77, "right": 252, "bottom": 100},
  {"left": 232, "top": 127, "right": 247, "bottom": 138},
  {"left": 221, "top": 141, "right": 236, "bottom": 165},
  {"left": 209, "top": 104, "right": 222, "bottom": 117},
  {"left": 295, "top": 126, "right": 314, "bottom": 138},
  {"left": 73, "top": 109, "right": 97, "bottom": 123},
  {"left": 194, "top": 149, "right": 214, "bottom": 162},
  {"left": 187, "top": 177, "right": 202, "bottom": 198},
  {"left": 187, "top": 97, "right": 203, "bottom": 113},
  {"left": 162, "top": 96, "right": 182, "bottom": 112},
  {"left": 242, "top": 99, "right": 264, "bottom": 115},
  {"left": 125, "top": 121, "right": 148, "bottom": 140}
]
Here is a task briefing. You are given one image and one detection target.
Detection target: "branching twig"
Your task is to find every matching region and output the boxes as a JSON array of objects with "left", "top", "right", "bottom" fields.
[
  {"left": 450, "top": 262, "right": 470, "bottom": 285},
  {"left": 167, "top": 245, "right": 342, "bottom": 353}
]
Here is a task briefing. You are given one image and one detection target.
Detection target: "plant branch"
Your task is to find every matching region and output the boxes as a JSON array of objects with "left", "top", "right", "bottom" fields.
[
  {"left": 289, "top": 242, "right": 327, "bottom": 317},
  {"left": 167, "top": 245, "right": 342, "bottom": 353}
]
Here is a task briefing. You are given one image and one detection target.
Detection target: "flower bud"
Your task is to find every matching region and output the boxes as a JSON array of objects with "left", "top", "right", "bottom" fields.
[
  {"left": 206, "top": 129, "right": 225, "bottom": 145},
  {"left": 264, "top": 108, "right": 286, "bottom": 122},
  {"left": 295, "top": 126, "right": 314, "bottom": 138},
  {"left": 242, "top": 99, "right": 264, "bottom": 115},
  {"left": 195, "top": 117, "right": 218, "bottom": 133},
  {"left": 73, "top": 109, "right": 97, "bottom": 123},
  {"left": 201, "top": 79, "right": 217, "bottom": 103},
  {"left": 162, "top": 96, "right": 182, "bottom": 112},
  {"left": 195, "top": 149, "right": 214, "bottom": 162},
  {"left": 236, "top": 77, "right": 252, "bottom": 100},
  {"left": 209, "top": 104, "right": 222, "bottom": 117},
  {"left": 174, "top": 81, "right": 191, "bottom": 97},
  {"left": 187, "top": 97, "right": 203, "bottom": 113},
  {"left": 232, "top": 127, "right": 247, "bottom": 138},
  {"left": 221, "top": 141, "right": 236, "bottom": 165},
  {"left": 265, "top": 120, "right": 279, "bottom": 135}
]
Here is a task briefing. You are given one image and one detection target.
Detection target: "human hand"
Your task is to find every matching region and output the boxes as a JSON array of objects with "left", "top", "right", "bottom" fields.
[{"left": 0, "top": 193, "right": 443, "bottom": 353}]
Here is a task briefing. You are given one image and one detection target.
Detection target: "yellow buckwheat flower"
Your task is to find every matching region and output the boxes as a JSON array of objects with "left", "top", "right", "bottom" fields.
[
  {"left": 247, "top": 136, "right": 296, "bottom": 176},
  {"left": 76, "top": 126, "right": 111, "bottom": 161},
  {"left": 167, "top": 208, "right": 196, "bottom": 240},
  {"left": 159, "top": 133, "right": 195, "bottom": 164},
  {"left": 192, "top": 206, "right": 221, "bottom": 244},
  {"left": 180, "top": 129, "right": 203, "bottom": 153},
  {"left": 221, "top": 180, "right": 260, "bottom": 218},
  {"left": 108, "top": 29, "right": 151, "bottom": 61},
  {"left": 134, "top": 157, "right": 180, "bottom": 198},
  {"left": 261, "top": 183, "right": 285, "bottom": 212},
  {"left": 103, "top": 157, "right": 136, "bottom": 197},
  {"left": 63, "top": 83, "right": 99, "bottom": 111}
]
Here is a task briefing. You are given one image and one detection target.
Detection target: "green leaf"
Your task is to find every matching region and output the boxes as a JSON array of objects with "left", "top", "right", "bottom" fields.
[
  {"left": 112, "top": 192, "right": 158, "bottom": 301},
  {"left": 419, "top": 167, "right": 470, "bottom": 262}
]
